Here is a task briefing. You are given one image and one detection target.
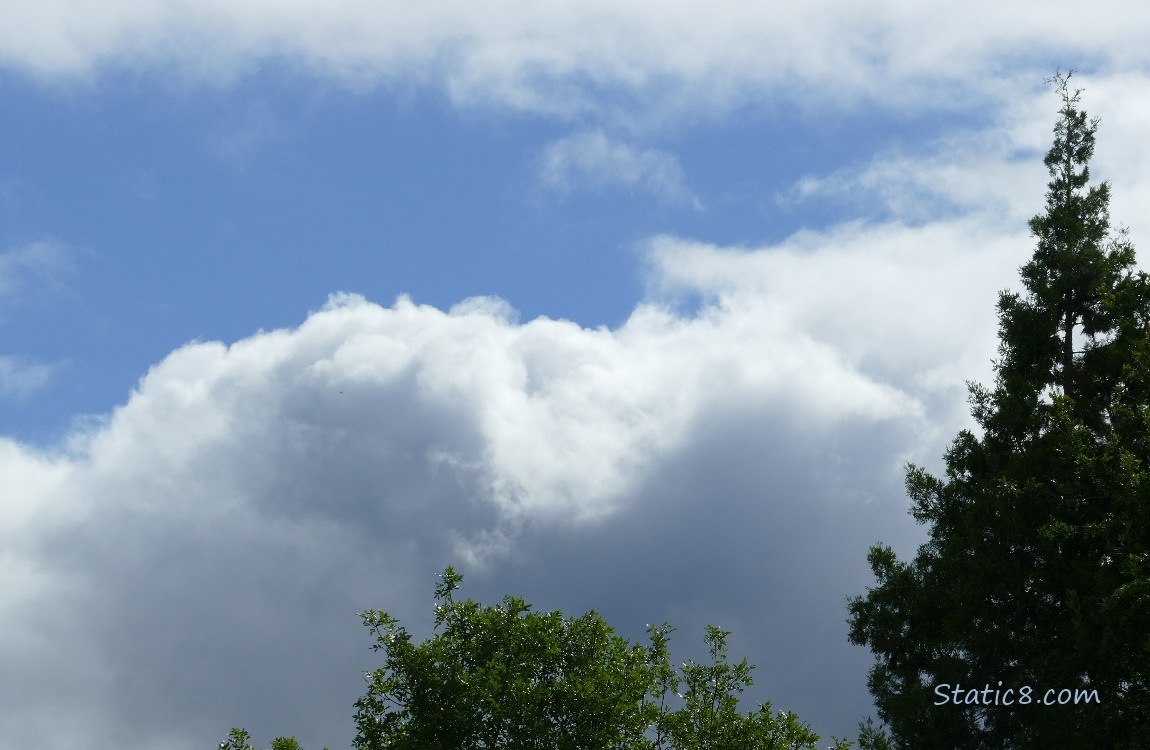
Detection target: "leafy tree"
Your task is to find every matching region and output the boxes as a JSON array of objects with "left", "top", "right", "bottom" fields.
[
  {"left": 847, "top": 71, "right": 1150, "bottom": 748},
  {"left": 219, "top": 728, "right": 257, "bottom": 750},
  {"left": 352, "top": 566, "right": 849, "bottom": 750},
  {"left": 653, "top": 624, "right": 844, "bottom": 750},
  {"left": 224, "top": 566, "right": 874, "bottom": 749},
  {"left": 353, "top": 566, "right": 655, "bottom": 749},
  {"left": 218, "top": 728, "right": 320, "bottom": 750}
]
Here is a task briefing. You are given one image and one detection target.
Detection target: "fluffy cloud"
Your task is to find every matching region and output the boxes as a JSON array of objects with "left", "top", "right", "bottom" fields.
[
  {"left": 0, "top": 247, "right": 954, "bottom": 747},
  {"left": 4, "top": 0, "right": 1150, "bottom": 118},
  {"left": 6, "top": 90, "right": 1147, "bottom": 739},
  {"left": 22, "top": 282, "right": 919, "bottom": 552},
  {"left": 646, "top": 221, "right": 1016, "bottom": 405},
  {"left": 6, "top": 66, "right": 1149, "bottom": 749},
  {"left": 539, "top": 130, "right": 699, "bottom": 206}
]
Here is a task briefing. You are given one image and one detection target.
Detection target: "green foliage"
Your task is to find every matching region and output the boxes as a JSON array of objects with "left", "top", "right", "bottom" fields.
[
  {"left": 651, "top": 625, "right": 832, "bottom": 750},
  {"left": 218, "top": 727, "right": 326, "bottom": 750},
  {"left": 270, "top": 739, "right": 303, "bottom": 750},
  {"left": 219, "top": 728, "right": 256, "bottom": 750},
  {"left": 224, "top": 565, "right": 888, "bottom": 748},
  {"left": 353, "top": 566, "right": 654, "bottom": 749},
  {"left": 847, "top": 71, "right": 1150, "bottom": 748},
  {"left": 351, "top": 566, "right": 839, "bottom": 750}
]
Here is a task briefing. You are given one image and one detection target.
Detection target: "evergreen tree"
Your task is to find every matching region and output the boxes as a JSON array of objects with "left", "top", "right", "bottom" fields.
[{"left": 848, "top": 72, "right": 1150, "bottom": 748}]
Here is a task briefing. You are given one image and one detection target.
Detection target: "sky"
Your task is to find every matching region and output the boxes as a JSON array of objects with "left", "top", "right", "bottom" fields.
[{"left": 2, "top": 2, "right": 1150, "bottom": 748}]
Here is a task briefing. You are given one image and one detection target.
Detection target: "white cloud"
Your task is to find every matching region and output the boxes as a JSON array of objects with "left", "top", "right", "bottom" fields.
[
  {"left": 0, "top": 244, "right": 75, "bottom": 401},
  {"left": 4, "top": 57, "right": 1150, "bottom": 750},
  {"left": 0, "top": 240, "right": 76, "bottom": 311},
  {"left": 539, "top": 130, "right": 700, "bottom": 206},
  {"left": 787, "top": 130, "right": 1046, "bottom": 227},
  {"left": 781, "top": 71, "right": 1150, "bottom": 251},
  {"left": 3, "top": 0, "right": 1150, "bottom": 119},
  {"left": 57, "top": 288, "right": 917, "bottom": 533},
  {"left": 643, "top": 218, "right": 1022, "bottom": 448},
  {"left": 8, "top": 108, "right": 1150, "bottom": 735},
  {"left": 1083, "top": 72, "right": 1150, "bottom": 245},
  {"left": 0, "top": 356, "right": 58, "bottom": 399},
  {"left": 0, "top": 258, "right": 949, "bottom": 746}
]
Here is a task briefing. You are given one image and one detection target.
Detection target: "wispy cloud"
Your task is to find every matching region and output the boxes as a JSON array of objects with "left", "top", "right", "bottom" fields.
[
  {"left": 785, "top": 129, "right": 1046, "bottom": 227},
  {"left": 0, "top": 356, "right": 57, "bottom": 399},
  {"left": 0, "top": 240, "right": 77, "bottom": 322},
  {"left": 539, "top": 130, "right": 700, "bottom": 206},
  {"left": 205, "top": 100, "right": 291, "bottom": 172},
  {"left": 3, "top": 1, "right": 1149, "bottom": 119},
  {"left": 781, "top": 73, "right": 1150, "bottom": 249}
]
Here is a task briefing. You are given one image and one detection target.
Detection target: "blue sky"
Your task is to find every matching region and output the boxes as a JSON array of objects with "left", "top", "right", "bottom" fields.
[
  {"left": 1, "top": 66, "right": 979, "bottom": 447},
  {"left": 3, "top": 3, "right": 1150, "bottom": 749}
]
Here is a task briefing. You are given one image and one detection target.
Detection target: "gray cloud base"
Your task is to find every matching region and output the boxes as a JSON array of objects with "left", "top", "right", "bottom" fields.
[
  {"left": 2, "top": 264, "right": 940, "bottom": 747},
  {"left": 6, "top": 67, "right": 1150, "bottom": 748}
]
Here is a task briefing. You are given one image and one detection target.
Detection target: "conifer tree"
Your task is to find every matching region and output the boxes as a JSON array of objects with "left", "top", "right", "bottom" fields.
[{"left": 848, "top": 72, "right": 1150, "bottom": 748}]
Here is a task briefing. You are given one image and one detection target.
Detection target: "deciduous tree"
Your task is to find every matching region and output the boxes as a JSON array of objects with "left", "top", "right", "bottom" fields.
[
  {"left": 353, "top": 567, "right": 851, "bottom": 750},
  {"left": 221, "top": 564, "right": 857, "bottom": 749}
]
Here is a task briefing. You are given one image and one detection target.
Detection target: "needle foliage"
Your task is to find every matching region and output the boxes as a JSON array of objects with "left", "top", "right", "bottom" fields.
[{"left": 847, "top": 72, "right": 1150, "bottom": 748}]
